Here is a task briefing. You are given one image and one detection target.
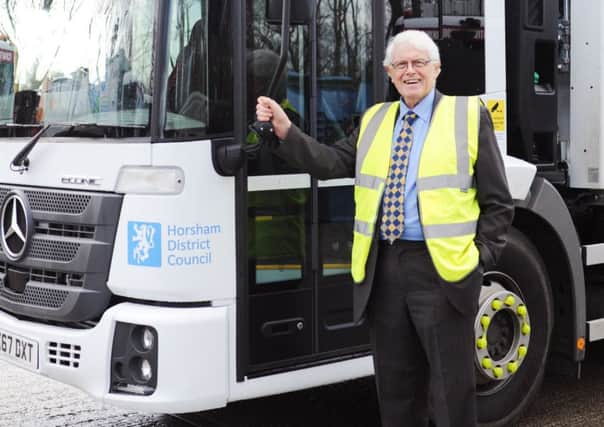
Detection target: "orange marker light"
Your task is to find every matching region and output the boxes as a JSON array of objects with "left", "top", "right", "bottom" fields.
[{"left": 577, "top": 337, "right": 586, "bottom": 351}]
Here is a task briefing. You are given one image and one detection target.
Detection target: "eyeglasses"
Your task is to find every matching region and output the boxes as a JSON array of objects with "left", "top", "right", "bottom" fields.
[{"left": 390, "top": 59, "right": 432, "bottom": 71}]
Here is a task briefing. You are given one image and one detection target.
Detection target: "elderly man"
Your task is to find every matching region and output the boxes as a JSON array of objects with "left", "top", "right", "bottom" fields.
[{"left": 256, "top": 30, "right": 513, "bottom": 427}]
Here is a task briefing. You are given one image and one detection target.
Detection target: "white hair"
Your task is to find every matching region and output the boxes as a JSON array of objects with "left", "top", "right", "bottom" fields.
[{"left": 383, "top": 30, "right": 441, "bottom": 67}]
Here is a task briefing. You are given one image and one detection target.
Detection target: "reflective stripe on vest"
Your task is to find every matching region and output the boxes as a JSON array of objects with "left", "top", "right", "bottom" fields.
[{"left": 351, "top": 96, "right": 480, "bottom": 283}]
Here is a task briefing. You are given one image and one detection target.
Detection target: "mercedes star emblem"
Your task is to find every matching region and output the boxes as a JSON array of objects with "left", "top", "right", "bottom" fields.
[{"left": 0, "top": 191, "right": 32, "bottom": 261}]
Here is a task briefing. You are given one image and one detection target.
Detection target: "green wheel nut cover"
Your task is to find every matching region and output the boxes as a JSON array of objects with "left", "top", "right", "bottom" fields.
[
  {"left": 491, "top": 299, "right": 503, "bottom": 310},
  {"left": 476, "top": 337, "right": 487, "bottom": 349},
  {"left": 480, "top": 315, "right": 491, "bottom": 329},
  {"left": 517, "top": 305, "right": 527, "bottom": 317},
  {"left": 522, "top": 323, "right": 531, "bottom": 335},
  {"left": 504, "top": 295, "right": 515, "bottom": 306},
  {"left": 482, "top": 357, "right": 492, "bottom": 369},
  {"left": 518, "top": 345, "right": 528, "bottom": 358},
  {"left": 493, "top": 366, "right": 503, "bottom": 378},
  {"left": 507, "top": 361, "right": 518, "bottom": 373}
]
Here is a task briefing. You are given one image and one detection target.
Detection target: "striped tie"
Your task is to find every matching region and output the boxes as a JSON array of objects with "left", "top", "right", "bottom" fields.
[{"left": 380, "top": 111, "right": 418, "bottom": 243}]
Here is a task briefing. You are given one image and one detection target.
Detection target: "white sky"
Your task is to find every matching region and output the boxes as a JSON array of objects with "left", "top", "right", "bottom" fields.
[{"left": 1, "top": 0, "right": 152, "bottom": 90}]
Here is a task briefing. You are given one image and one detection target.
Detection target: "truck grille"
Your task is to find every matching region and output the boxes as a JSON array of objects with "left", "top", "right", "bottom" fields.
[
  {"left": 0, "top": 282, "right": 69, "bottom": 308},
  {"left": 0, "top": 186, "right": 122, "bottom": 322},
  {"left": 0, "top": 187, "right": 91, "bottom": 214}
]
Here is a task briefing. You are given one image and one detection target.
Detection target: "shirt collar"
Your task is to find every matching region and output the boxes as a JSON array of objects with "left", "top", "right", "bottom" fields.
[{"left": 398, "top": 88, "right": 436, "bottom": 123}]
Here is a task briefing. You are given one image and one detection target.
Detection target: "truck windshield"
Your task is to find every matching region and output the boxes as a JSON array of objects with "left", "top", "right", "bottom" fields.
[{"left": 0, "top": 0, "right": 154, "bottom": 131}]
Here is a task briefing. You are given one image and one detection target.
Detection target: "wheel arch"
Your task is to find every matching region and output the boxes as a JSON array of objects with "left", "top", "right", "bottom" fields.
[{"left": 513, "top": 176, "right": 586, "bottom": 367}]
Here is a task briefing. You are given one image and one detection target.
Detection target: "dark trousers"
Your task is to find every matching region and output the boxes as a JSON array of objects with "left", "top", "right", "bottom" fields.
[{"left": 366, "top": 240, "right": 478, "bottom": 427}]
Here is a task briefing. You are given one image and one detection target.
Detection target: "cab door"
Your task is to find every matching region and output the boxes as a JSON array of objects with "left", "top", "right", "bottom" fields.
[
  {"left": 240, "top": 0, "right": 377, "bottom": 377},
  {"left": 314, "top": 0, "right": 374, "bottom": 354}
]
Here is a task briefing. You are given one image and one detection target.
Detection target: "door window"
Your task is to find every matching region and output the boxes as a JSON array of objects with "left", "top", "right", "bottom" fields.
[
  {"left": 385, "top": 0, "right": 485, "bottom": 96},
  {"left": 246, "top": 0, "right": 309, "bottom": 175},
  {"left": 164, "top": 0, "right": 233, "bottom": 138},
  {"left": 317, "top": 0, "right": 373, "bottom": 143}
]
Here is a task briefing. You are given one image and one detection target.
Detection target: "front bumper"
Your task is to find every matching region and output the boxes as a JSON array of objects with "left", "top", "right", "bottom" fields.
[{"left": 0, "top": 302, "right": 229, "bottom": 414}]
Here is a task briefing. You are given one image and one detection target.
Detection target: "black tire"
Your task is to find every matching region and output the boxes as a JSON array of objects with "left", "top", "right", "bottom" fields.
[{"left": 477, "top": 227, "right": 554, "bottom": 426}]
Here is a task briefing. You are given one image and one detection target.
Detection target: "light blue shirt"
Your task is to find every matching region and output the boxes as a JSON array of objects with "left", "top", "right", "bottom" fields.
[{"left": 392, "top": 89, "right": 435, "bottom": 241}]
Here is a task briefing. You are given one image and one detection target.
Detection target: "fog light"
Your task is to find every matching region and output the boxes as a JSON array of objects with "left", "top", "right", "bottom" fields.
[
  {"left": 142, "top": 327, "right": 155, "bottom": 350},
  {"left": 140, "top": 358, "right": 153, "bottom": 382}
]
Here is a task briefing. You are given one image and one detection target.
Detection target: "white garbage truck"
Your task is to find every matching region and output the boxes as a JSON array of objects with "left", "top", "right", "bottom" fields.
[{"left": 0, "top": 0, "right": 598, "bottom": 425}]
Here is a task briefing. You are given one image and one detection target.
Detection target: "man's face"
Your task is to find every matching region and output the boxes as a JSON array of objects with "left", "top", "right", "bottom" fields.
[{"left": 385, "top": 44, "right": 441, "bottom": 108}]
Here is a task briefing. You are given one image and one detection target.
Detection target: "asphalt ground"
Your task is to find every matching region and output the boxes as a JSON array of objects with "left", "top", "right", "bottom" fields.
[{"left": 4, "top": 343, "right": 604, "bottom": 426}]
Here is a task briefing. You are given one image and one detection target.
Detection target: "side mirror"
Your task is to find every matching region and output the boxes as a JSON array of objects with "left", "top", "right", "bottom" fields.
[{"left": 266, "top": 0, "right": 312, "bottom": 25}]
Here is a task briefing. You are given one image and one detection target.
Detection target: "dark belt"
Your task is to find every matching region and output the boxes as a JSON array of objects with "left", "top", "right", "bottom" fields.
[{"left": 379, "top": 239, "right": 427, "bottom": 249}]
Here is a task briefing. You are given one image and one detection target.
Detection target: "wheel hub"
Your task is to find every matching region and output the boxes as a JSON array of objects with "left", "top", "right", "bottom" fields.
[{"left": 474, "top": 282, "right": 531, "bottom": 381}]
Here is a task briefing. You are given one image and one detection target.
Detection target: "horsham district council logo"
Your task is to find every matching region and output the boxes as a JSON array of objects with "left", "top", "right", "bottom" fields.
[{"left": 128, "top": 221, "right": 162, "bottom": 267}]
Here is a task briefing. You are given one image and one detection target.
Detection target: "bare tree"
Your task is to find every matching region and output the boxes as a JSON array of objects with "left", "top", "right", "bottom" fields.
[{"left": 317, "top": 0, "right": 370, "bottom": 85}]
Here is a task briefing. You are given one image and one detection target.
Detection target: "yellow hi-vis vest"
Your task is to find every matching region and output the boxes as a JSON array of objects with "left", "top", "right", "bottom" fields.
[{"left": 351, "top": 95, "right": 480, "bottom": 283}]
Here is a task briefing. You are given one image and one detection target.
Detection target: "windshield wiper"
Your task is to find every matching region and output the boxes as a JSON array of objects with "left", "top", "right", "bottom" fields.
[
  {"left": 10, "top": 124, "right": 51, "bottom": 173},
  {"left": 9, "top": 121, "right": 148, "bottom": 173},
  {"left": 65, "top": 121, "right": 146, "bottom": 129},
  {"left": 53, "top": 122, "right": 147, "bottom": 138}
]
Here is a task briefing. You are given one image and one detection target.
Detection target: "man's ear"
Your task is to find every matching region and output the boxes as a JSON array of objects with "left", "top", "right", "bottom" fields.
[
  {"left": 384, "top": 65, "right": 395, "bottom": 81},
  {"left": 434, "top": 63, "right": 442, "bottom": 79}
]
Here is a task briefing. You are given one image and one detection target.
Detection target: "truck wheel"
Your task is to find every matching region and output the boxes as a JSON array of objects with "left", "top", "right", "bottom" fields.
[{"left": 476, "top": 227, "right": 553, "bottom": 426}]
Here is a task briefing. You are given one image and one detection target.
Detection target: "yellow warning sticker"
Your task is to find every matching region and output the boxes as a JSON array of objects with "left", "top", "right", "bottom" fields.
[{"left": 487, "top": 100, "right": 505, "bottom": 132}]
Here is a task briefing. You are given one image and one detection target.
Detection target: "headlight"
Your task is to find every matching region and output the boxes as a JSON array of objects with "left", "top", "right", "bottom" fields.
[
  {"left": 110, "top": 322, "right": 158, "bottom": 395},
  {"left": 138, "top": 358, "right": 153, "bottom": 382},
  {"left": 142, "top": 327, "right": 155, "bottom": 351}
]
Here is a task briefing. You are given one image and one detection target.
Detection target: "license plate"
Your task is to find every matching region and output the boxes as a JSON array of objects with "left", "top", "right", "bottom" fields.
[{"left": 0, "top": 328, "right": 39, "bottom": 371}]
